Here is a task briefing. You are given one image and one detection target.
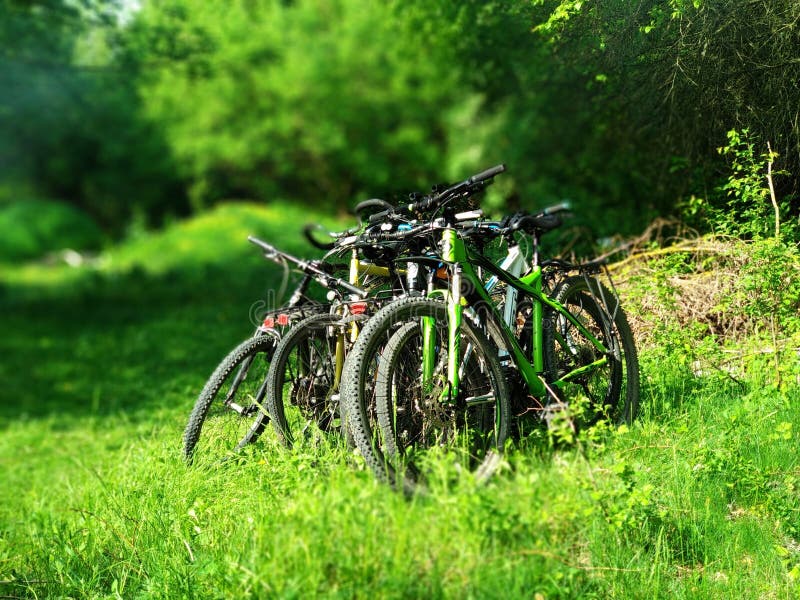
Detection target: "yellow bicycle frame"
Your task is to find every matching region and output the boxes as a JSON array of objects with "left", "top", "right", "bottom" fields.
[{"left": 332, "top": 250, "right": 393, "bottom": 389}]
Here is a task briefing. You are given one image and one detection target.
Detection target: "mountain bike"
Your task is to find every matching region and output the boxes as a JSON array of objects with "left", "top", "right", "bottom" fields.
[
  {"left": 262, "top": 207, "right": 492, "bottom": 449},
  {"left": 341, "top": 165, "right": 639, "bottom": 490},
  {"left": 181, "top": 235, "right": 370, "bottom": 466},
  {"left": 259, "top": 272, "right": 397, "bottom": 449}
]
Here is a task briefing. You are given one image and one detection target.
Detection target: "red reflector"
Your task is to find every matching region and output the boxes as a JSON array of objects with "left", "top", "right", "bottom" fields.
[
  {"left": 263, "top": 317, "right": 275, "bottom": 328},
  {"left": 277, "top": 314, "right": 290, "bottom": 326},
  {"left": 350, "top": 302, "right": 368, "bottom": 315}
]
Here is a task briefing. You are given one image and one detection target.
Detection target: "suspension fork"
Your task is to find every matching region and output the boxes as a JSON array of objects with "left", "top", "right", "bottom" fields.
[
  {"left": 419, "top": 283, "right": 461, "bottom": 401},
  {"left": 422, "top": 229, "right": 466, "bottom": 401},
  {"left": 446, "top": 264, "right": 463, "bottom": 400},
  {"left": 421, "top": 315, "right": 436, "bottom": 386},
  {"left": 333, "top": 331, "right": 345, "bottom": 390}
]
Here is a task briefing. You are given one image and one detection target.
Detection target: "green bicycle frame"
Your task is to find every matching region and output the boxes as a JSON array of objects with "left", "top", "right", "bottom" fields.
[{"left": 422, "top": 228, "right": 610, "bottom": 400}]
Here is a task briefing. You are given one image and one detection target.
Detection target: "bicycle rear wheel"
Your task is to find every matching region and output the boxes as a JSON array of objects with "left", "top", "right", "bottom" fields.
[
  {"left": 265, "top": 312, "right": 342, "bottom": 447},
  {"left": 549, "top": 276, "right": 639, "bottom": 426}
]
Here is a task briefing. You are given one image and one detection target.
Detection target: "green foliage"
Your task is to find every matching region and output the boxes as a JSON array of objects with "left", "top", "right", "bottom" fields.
[
  {"left": 128, "top": 0, "right": 447, "bottom": 208},
  {"left": 1, "top": 0, "right": 672, "bottom": 239},
  {"left": 0, "top": 199, "right": 103, "bottom": 262},
  {"left": 124, "top": 0, "right": 551, "bottom": 214},
  {"left": 4, "top": 0, "right": 800, "bottom": 252},
  {"left": 0, "top": 0, "right": 187, "bottom": 232},
  {"left": 732, "top": 238, "right": 800, "bottom": 336},
  {"left": 532, "top": 0, "right": 588, "bottom": 38},
  {"left": 702, "top": 129, "right": 794, "bottom": 240},
  {"left": 532, "top": 0, "right": 800, "bottom": 226},
  {"left": 622, "top": 233, "right": 800, "bottom": 347}
]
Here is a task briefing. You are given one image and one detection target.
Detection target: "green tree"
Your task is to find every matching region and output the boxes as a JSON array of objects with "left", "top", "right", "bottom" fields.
[
  {"left": 530, "top": 0, "right": 800, "bottom": 228},
  {"left": 127, "top": 0, "right": 592, "bottom": 222},
  {"left": 127, "top": 0, "right": 465, "bottom": 210},
  {"left": 0, "top": 0, "right": 186, "bottom": 233}
]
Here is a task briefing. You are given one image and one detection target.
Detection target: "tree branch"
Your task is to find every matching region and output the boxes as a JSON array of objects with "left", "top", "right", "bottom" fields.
[{"left": 766, "top": 141, "right": 780, "bottom": 238}]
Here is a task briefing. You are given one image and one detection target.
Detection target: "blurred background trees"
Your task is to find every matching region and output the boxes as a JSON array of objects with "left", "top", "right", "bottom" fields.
[
  {"left": 1, "top": 0, "right": 185, "bottom": 241},
  {"left": 1, "top": 0, "right": 797, "bottom": 260}
]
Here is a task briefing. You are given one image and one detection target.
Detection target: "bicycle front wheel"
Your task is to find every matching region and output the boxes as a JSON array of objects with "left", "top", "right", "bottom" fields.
[
  {"left": 342, "top": 297, "right": 510, "bottom": 491},
  {"left": 375, "top": 315, "right": 510, "bottom": 484},
  {"left": 182, "top": 333, "right": 277, "bottom": 466}
]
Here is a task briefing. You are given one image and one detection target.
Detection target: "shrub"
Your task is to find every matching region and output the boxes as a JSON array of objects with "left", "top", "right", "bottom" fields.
[{"left": 0, "top": 200, "right": 104, "bottom": 262}]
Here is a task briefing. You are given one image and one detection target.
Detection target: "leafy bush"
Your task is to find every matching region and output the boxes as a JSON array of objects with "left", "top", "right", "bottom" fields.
[
  {"left": 683, "top": 129, "right": 796, "bottom": 241},
  {"left": 533, "top": 0, "right": 800, "bottom": 217},
  {"left": 0, "top": 200, "right": 104, "bottom": 262}
]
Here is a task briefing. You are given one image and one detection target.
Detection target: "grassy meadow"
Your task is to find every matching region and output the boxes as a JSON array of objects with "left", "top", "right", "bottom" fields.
[{"left": 1, "top": 203, "right": 799, "bottom": 599}]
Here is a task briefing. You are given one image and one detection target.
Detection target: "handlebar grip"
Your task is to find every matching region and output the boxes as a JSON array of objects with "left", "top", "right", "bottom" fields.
[
  {"left": 367, "top": 207, "right": 394, "bottom": 224},
  {"left": 542, "top": 200, "right": 572, "bottom": 215},
  {"left": 467, "top": 163, "right": 506, "bottom": 184},
  {"left": 302, "top": 224, "right": 335, "bottom": 251}
]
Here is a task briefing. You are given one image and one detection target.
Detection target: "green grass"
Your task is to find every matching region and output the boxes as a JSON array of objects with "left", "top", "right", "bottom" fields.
[{"left": 1, "top": 202, "right": 799, "bottom": 598}]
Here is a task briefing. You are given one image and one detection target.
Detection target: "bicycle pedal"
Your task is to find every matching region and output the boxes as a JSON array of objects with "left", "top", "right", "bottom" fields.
[
  {"left": 464, "top": 393, "right": 495, "bottom": 406},
  {"left": 541, "top": 401, "right": 569, "bottom": 428}
]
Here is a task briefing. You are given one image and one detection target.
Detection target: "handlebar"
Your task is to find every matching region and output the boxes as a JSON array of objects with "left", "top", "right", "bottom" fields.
[
  {"left": 374, "top": 223, "right": 432, "bottom": 242},
  {"left": 359, "top": 208, "right": 490, "bottom": 245},
  {"left": 247, "top": 236, "right": 367, "bottom": 298},
  {"left": 359, "top": 196, "right": 572, "bottom": 248},
  {"left": 353, "top": 198, "right": 394, "bottom": 216},
  {"left": 506, "top": 201, "right": 572, "bottom": 235},
  {"left": 366, "top": 206, "right": 397, "bottom": 225},
  {"left": 248, "top": 235, "right": 281, "bottom": 257},
  {"left": 406, "top": 163, "right": 506, "bottom": 215},
  {"left": 367, "top": 163, "right": 506, "bottom": 225},
  {"left": 302, "top": 221, "right": 368, "bottom": 253}
]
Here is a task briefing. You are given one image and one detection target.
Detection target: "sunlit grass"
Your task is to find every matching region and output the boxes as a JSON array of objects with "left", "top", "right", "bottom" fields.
[
  {"left": 0, "top": 202, "right": 341, "bottom": 293},
  {"left": 1, "top": 205, "right": 798, "bottom": 598}
]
